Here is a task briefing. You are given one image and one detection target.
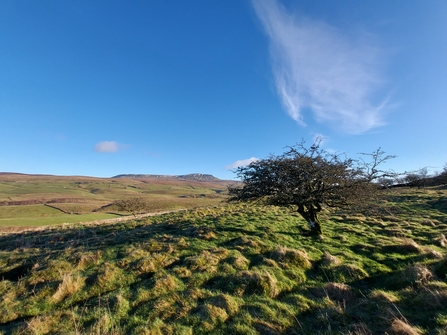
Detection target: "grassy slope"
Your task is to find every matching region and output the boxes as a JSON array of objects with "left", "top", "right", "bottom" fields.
[
  {"left": 0, "top": 188, "right": 446, "bottom": 334},
  {"left": 0, "top": 174, "right": 230, "bottom": 227}
]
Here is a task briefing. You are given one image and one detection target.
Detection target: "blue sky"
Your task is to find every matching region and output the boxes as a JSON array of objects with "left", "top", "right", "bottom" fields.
[{"left": 1, "top": 1, "right": 446, "bottom": 180}]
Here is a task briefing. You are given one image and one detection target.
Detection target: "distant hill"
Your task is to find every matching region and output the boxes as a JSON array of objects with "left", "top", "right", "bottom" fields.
[
  {"left": 0, "top": 172, "right": 233, "bottom": 226},
  {"left": 112, "top": 173, "right": 222, "bottom": 182}
]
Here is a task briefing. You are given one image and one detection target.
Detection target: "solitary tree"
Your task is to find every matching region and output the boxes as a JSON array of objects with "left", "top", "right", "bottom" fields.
[
  {"left": 404, "top": 168, "right": 428, "bottom": 189},
  {"left": 403, "top": 173, "right": 420, "bottom": 187},
  {"left": 228, "top": 140, "right": 395, "bottom": 235},
  {"left": 377, "top": 176, "right": 395, "bottom": 189},
  {"left": 113, "top": 196, "right": 150, "bottom": 217}
]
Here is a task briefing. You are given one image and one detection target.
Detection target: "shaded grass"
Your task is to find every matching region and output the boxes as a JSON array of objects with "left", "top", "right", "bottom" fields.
[{"left": 0, "top": 188, "right": 446, "bottom": 334}]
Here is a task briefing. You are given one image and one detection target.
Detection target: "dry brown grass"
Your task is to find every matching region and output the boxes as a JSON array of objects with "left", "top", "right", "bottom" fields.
[
  {"left": 77, "top": 250, "right": 102, "bottom": 270},
  {"left": 197, "top": 304, "right": 229, "bottom": 331},
  {"left": 232, "top": 236, "right": 263, "bottom": 252},
  {"left": 437, "top": 233, "right": 447, "bottom": 247},
  {"left": 0, "top": 281, "right": 23, "bottom": 323},
  {"left": 399, "top": 238, "right": 422, "bottom": 253},
  {"left": 390, "top": 318, "right": 422, "bottom": 335},
  {"left": 129, "top": 252, "right": 178, "bottom": 275},
  {"left": 209, "top": 293, "right": 240, "bottom": 315},
  {"left": 412, "top": 282, "right": 447, "bottom": 309},
  {"left": 152, "top": 274, "right": 183, "bottom": 296},
  {"left": 270, "top": 246, "right": 312, "bottom": 269},
  {"left": 134, "top": 258, "right": 158, "bottom": 273},
  {"left": 348, "top": 323, "right": 373, "bottom": 335},
  {"left": 388, "top": 264, "right": 434, "bottom": 289},
  {"left": 323, "top": 282, "right": 357, "bottom": 304},
  {"left": 51, "top": 273, "right": 85, "bottom": 303},
  {"left": 226, "top": 254, "right": 250, "bottom": 270},
  {"left": 186, "top": 250, "right": 221, "bottom": 272},
  {"left": 28, "top": 259, "right": 74, "bottom": 285},
  {"left": 369, "top": 289, "right": 399, "bottom": 303},
  {"left": 239, "top": 269, "right": 279, "bottom": 298},
  {"left": 403, "top": 264, "right": 433, "bottom": 286},
  {"left": 26, "top": 315, "right": 56, "bottom": 335},
  {"left": 202, "top": 231, "right": 218, "bottom": 240},
  {"left": 424, "top": 248, "right": 443, "bottom": 259},
  {"left": 421, "top": 219, "right": 436, "bottom": 227},
  {"left": 95, "top": 262, "right": 128, "bottom": 292},
  {"left": 173, "top": 266, "right": 192, "bottom": 278},
  {"left": 321, "top": 250, "right": 341, "bottom": 267}
]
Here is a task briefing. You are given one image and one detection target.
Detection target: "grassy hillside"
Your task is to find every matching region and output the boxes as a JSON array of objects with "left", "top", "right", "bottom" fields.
[
  {"left": 0, "top": 173, "right": 231, "bottom": 227},
  {"left": 0, "top": 187, "right": 446, "bottom": 334}
]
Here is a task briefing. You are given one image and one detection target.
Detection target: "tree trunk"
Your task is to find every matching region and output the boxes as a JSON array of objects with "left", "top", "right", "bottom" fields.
[
  {"left": 297, "top": 205, "right": 323, "bottom": 235},
  {"left": 306, "top": 213, "right": 322, "bottom": 235}
]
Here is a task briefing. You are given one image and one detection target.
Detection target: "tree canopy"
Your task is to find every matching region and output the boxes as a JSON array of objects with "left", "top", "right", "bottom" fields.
[
  {"left": 113, "top": 196, "right": 150, "bottom": 217},
  {"left": 228, "top": 140, "right": 395, "bottom": 235}
]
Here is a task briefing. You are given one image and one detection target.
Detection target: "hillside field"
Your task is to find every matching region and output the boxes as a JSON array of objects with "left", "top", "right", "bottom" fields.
[
  {"left": 0, "top": 186, "right": 447, "bottom": 334},
  {"left": 0, "top": 173, "right": 231, "bottom": 228}
]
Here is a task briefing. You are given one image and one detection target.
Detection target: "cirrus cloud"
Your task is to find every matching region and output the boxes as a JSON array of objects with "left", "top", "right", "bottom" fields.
[{"left": 252, "top": 0, "right": 389, "bottom": 134}]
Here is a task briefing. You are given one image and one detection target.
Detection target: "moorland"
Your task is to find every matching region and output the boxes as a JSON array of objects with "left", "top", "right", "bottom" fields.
[
  {"left": 0, "top": 173, "right": 231, "bottom": 229},
  {"left": 0, "top": 173, "right": 447, "bottom": 334}
]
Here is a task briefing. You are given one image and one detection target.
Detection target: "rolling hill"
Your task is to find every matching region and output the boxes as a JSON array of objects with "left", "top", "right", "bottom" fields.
[
  {"left": 0, "top": 186, "right": 446, "bottom": 334},
  {"left": 0, "top": 172, "right": 234, "bottom": 227}
]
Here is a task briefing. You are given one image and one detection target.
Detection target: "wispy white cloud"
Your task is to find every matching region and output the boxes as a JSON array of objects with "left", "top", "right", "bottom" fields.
[
  {"left": 252, "top": 0, "right": 389, "bottom": 134},
  {"left": 225, "top": 157, "right": 259, "bottom": 170},
  {"left": 94, "top": 141, "right": 121, "bottom": 153}
]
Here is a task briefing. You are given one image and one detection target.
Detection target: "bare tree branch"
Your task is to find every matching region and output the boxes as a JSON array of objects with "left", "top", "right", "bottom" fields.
[{"left": 228, "top": 139, "right": 395, "bottom": 235}]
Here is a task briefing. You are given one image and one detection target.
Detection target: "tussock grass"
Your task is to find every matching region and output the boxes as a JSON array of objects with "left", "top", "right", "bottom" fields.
[
  {"left": 369, "top": 289, "right": 400, "bottom": 303},
  {"left": 76, "top": 250, "right": 102, "bottom": 269},
  {"left": 238, "top": 269, "right": 279, "bottom": 298},
  {"left": 26, "top": 314, "right": 59, "bottom": 335},
  {"left": 390, "top": 318, "right": 423, "bottom": 335},
  {"left": 1, "top": 188, "right": 447, "bottom": 333},
  {"left": 385, "top": 264, "right": 434, "bottom": 290},
  {"left": 321, "top": 263, "right": 369, "bottom": 283},
  {"left": 321, "top": 250, "right": 341, "bottom": 267},
  {"left": 196, "top": 303, "right": 229, "bottom": 330},
  {"left": 323, "top": 282, "right": 358, "bottom": 304},
  {"left": 437, "top": 233, "right": 447, "bottom": 247},
  {"left": 225, "top": 251, "right": 250, "bottom": 270},
  {"left": 95, "top": 262, "right": 133, "bottom": 292},
  {"left": 404, "top": 264, "right": 434, "bottom": 286},
  {"left": 399, "top": 238, "right": 423, "bottom": 254},
  {"left": 270, "top": 245, "right": 312, "bottom": 269},
  {"left": 424, "top": 248, "right": 443, "bottom": 259},
  {"left": 51, "top": 272, "right": 85, "bottom": 303},
  {"left": 209, "top": 293, "right": 240, "bottom": 315},
  {"left": 410, "top": 282, "right": 447, "bottom": 310}
]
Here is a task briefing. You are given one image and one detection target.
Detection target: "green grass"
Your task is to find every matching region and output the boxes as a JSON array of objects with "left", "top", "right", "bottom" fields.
[
  {"left": 0, "top": 174, "right": 229, "bottom": 227},
  {"left": 0, "top": 213, "right": 121, "bottom": 227},
  {"left": 0, "top": 205, "right": 121, "bottom": 227},
  {"left": 0, "top": 176, "right": 228, "bottom": 204},
  {"left": 0, "top": 187, "right": 446, "bottom": 334}
]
